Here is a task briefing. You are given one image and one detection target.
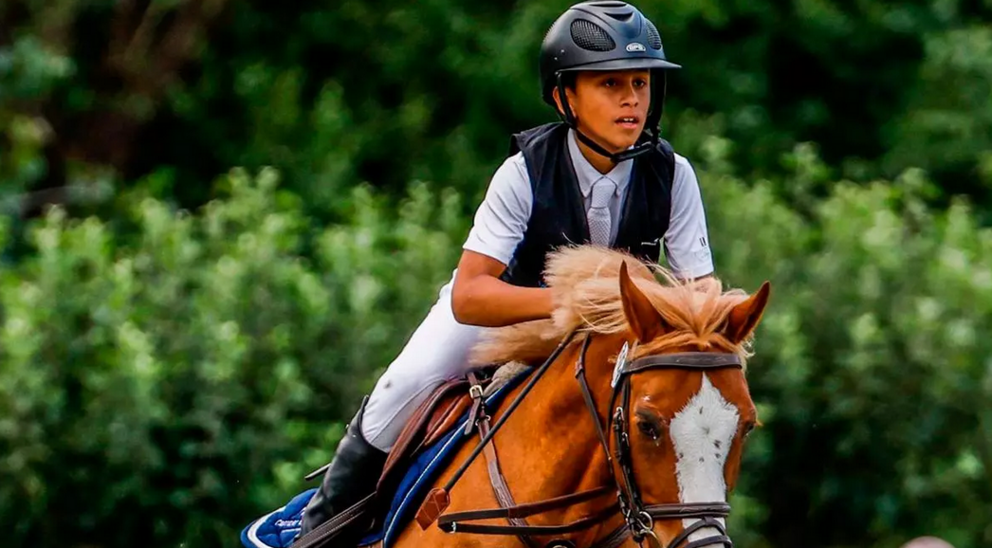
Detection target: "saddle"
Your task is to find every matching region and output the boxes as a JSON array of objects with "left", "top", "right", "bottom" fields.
[
  {"left": 375, "top": 360, "right": 532, "bottom": 495},
  {"left": 246, "top": 363, "right": 532, "bottom": 548},
  {"left": 376, "top": 369, "right": 491, "bottom": 494}
]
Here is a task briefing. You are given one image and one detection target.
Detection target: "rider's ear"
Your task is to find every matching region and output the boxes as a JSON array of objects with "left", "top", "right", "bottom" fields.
[
  {"left": 619, "top": 261, "right": 669, "bottom": 343},
  {"left": 552, "top": 86, "right": 563, "bottom": 115},
  {"left": 552, "top": 82, "right": 579, "bottom": 119},
  {"left": 552, "top": 86, "right": 569, "bottom": 119},
  {"left": 721, "top": 281, "right": 771, "bottom": 344}
]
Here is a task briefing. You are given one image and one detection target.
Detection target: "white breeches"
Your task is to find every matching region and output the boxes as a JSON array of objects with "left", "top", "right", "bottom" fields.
[{"left": 360, "top": 279, "right": 485, "bottom": 452}]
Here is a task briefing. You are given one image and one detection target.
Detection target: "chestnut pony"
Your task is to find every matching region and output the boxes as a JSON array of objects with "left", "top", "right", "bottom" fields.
[{"left": 387, "top": 246, "right": 770, "bottom": 548}]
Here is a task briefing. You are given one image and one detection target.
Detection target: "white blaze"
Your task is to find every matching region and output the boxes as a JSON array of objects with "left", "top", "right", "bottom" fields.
[{"left": 669, "top": 373, "right": 739, "bottom": 545}]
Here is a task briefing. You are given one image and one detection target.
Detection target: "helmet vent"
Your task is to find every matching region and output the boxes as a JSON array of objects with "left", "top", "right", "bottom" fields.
[
  {"left": 604, "top": 11, "right": 633, "bottom": 21},
  {"left": 645, "top": 21, "right": 663, "bottom": 50},
  {"left": 588, "top": 1, "right": 628, "bottom": 7},
  {"left": 570, "top": 19, "right": 617, "bottom": 52}
]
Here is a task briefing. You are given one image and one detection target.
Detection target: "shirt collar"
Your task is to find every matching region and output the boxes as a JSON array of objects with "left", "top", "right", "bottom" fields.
[{"left": 567, "top": 128, "right": 634, "bottom": 198}]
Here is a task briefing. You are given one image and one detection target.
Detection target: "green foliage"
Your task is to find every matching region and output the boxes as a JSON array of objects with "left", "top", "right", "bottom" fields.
[
  {"left": 0, "top": 168, "right": 467, "bottom": 547},
  {"left": 883, "top": 25, "right": 992, "bottom": 210},
  {"left": 0, "top": 35, "right": 73, "bottom": 201},
  {"left": 162, "top": 0, "right": 992, "bottom": 210},
  {"left": 697, "top": 143, "right": 992, "bottom": 548},
  {"left": 6, "top": 0, "right": 992, "bottom": 215}
]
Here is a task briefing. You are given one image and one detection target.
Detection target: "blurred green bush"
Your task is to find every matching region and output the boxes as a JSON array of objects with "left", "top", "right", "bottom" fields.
[{"left": 0, "top": 167, "right": 467, "bottom": 547}]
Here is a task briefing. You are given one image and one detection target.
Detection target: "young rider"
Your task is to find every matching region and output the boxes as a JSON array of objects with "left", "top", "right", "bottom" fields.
[{"left": 299, "top": 0, "right": 714, "bottom": 542}]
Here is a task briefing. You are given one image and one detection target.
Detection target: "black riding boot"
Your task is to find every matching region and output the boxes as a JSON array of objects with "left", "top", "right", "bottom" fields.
[{"left": 298, "top": 397, "right": 388, "bottom": 545}]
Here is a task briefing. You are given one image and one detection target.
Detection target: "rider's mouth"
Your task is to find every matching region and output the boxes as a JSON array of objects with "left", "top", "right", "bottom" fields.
[{"left": 616, "top": 116, "right": 640, "bottom": 130}]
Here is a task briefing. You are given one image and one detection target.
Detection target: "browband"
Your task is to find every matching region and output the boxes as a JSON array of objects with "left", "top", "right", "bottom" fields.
[{"left": 623, "top": 352, "right": 742, "bottom": 375}]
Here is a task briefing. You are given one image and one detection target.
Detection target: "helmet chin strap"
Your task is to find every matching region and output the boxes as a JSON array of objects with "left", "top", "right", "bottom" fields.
[{"left": 555, "top": 72, "right": 663, "bottom": 164}]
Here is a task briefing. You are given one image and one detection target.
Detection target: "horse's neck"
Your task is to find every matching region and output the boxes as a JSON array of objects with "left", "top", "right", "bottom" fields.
[{"left": 492, "top": 338, "right": 619, "bottom": 508}]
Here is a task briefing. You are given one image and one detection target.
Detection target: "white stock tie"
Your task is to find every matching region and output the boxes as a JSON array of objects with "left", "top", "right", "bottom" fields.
[{"left": 587, "top": 178, "right": 615, "bottom": 246}]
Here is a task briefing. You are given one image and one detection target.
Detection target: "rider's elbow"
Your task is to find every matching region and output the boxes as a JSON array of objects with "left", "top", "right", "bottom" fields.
[{"left": 450, "top": 279, "right": 474, "bottom": 325}]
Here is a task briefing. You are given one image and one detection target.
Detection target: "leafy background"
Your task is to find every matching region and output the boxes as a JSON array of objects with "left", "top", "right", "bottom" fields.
[{"left": 1, "top": 1, "right": 990, "bottom": 547}]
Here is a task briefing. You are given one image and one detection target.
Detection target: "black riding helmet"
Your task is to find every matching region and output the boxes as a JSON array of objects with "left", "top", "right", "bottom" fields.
[{"left": 540, "top": 1, "right": 681, "bottom": 162}]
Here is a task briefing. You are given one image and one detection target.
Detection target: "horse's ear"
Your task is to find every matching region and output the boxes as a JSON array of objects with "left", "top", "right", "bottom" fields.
[
  {"left": 619, "top": 261, "right": 669, "bottom": 343},
  {"left": 722, "top": 281, "right": 771, "bottom": 344}
]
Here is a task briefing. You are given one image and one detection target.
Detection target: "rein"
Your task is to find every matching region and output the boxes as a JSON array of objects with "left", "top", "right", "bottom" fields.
[{"left": 415, "top": 331, "right": 742, "bottom": 548}]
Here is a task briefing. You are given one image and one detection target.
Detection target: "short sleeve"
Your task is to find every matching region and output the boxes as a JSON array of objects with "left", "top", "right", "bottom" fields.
[
  {"left": 663, "top": 154, "right": 715, "bottom": 279},
  {"left": 461, "top": 152, "right": 533, "bottom": 265}
]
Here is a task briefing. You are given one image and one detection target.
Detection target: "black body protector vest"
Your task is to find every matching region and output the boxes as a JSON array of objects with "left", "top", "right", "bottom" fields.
[{"left": 499, "top": 122, "right": 676, "bottom": 288}]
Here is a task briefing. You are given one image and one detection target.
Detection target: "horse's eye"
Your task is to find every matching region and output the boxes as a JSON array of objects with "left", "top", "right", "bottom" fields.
[
  {"left": 637, "top": 419, "right": 662, "bottom": 440},
  {"left": 742, "top": 421, "right": 756, "bottom": 438}
]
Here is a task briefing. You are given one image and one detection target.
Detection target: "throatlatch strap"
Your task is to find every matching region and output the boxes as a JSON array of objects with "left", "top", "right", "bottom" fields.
[{"left": 574, "top": 335, "right": 612, "bottom": 461}]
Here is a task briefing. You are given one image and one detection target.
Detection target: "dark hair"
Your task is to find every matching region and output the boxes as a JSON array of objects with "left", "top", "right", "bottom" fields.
[{"left": 560, "top": 72, "right": 578, "bottom": 90}]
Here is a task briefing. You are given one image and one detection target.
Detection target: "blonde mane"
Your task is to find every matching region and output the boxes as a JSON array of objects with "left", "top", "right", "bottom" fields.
[{"left": 470, "top": 245, "right": 755, "bottom": 368}]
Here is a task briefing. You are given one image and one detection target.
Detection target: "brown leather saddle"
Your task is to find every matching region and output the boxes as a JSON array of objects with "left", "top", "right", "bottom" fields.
[
  {"left": 377, "top": 368, "right": 494, "bottom": 493},
  {"left": 293, "top": 368, "right": 500, "bottom": 548}
]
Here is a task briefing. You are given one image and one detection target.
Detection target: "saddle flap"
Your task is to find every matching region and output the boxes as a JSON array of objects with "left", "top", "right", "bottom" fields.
[
  {"left": 377, "top": 378, "right": 473, "bottom": 491},
  {"left": 421, "top": 388, "right": 475, "bottom": 449}
]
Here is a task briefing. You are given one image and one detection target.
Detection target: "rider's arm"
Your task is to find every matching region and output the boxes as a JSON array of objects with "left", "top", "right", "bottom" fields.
[
  {"left": 664, "top": 154, "right": 716, "bottom": 280},
  {"left": 450, "top": 250, "right": 554, "bottom": 327},
  {"left": 450, "top": 153, "right": 554, "bottom": 327}
]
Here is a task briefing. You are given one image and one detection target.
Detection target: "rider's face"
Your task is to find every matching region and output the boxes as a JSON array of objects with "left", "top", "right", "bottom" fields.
[{"left": 561, "top": 69, "right": 651, "bottom": 153}]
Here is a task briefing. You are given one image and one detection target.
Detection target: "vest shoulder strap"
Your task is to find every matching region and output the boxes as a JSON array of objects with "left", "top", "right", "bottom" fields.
[{"left": 508, "top": 122, "right": 566, "bottom": 156}]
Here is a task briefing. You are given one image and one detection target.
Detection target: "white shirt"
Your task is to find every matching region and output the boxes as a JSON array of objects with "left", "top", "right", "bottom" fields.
[{"left": 462, "top": 129, "right": 714, "bottom": 279}]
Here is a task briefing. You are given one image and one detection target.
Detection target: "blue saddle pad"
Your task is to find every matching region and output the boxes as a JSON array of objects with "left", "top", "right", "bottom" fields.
[
  {"left": 241, "top": 488, "right": 316, "bottom": 548},
  {"left": 240, "top": 368, "right": 530, "bottom": 548}
]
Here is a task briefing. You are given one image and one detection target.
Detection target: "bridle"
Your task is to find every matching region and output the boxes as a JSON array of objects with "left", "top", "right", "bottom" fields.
[
  {"left": 417, "top": 330, "right": 744, "bottom": 548},
  {"left": 595, "top": 335, "right": 738, "bottom": 548}
]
